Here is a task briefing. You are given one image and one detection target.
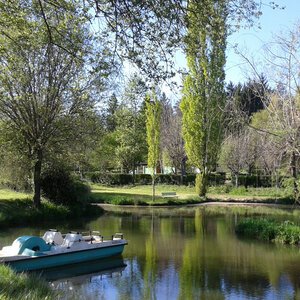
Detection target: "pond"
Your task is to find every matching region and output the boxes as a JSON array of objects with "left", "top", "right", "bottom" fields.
[{"left": 1, "top": 205, "right": 300, "bottom": 299}]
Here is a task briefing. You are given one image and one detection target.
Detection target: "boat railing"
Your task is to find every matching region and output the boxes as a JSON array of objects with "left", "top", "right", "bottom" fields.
[
  {"left": 81, "top": 231, "right": 103, "bottom": 243},
  {"left": 46, "top": 230, "right": 125, "bottom": 245}
]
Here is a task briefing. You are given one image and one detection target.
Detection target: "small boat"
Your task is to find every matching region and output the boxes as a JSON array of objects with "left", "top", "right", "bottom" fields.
[{"left": 0, "top": 230, "right": 128, "bottom": 272}]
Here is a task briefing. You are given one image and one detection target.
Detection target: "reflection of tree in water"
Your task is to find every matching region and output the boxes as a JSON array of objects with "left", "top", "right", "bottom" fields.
[
  {"left": 83, "top": 208, "right": 300, "bottom": 299},
  {"left": 192, "top": 213, "right": 300, "bottom": 299}
]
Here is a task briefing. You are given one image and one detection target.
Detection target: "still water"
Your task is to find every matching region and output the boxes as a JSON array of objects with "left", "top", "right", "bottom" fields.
[{"left": 1, "top": 205, "right": 300, "bottom": 299}]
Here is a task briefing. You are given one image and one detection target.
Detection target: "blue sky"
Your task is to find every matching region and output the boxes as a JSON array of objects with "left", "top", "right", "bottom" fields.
[{"left": 226, "top": 0, "right": 300, "bottom": 83}]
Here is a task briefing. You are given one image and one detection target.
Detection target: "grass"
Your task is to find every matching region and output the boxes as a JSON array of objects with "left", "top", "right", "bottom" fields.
[
  {"left": 0, "top": 265, "right": 54, "bottom": 299},
  {"left": 0, "top": 189, "right": 30, "bottom": 200},
  {"left": 0, "top": 190, "right": 103, "bottom": 228},
  {"left": 90, "top": 184, "right": 294, "bottom": 206},
  {"left": 208, "top": 185, "right": 292, "bottom": 198},
  {"left": 90, "top": 184, "right": 202, "bottom": 205},
  {"left": 236, "top": 218, "right": 300, "bottom": 245}
]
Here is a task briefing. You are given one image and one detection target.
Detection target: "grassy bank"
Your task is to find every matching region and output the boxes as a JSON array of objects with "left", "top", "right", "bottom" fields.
[
  {"left": 208, "top": 186, "right": 293, "bottom": 204},
  {"left": 236, "top": 218, "right": 300, "bottom": 245},
  {"left": 90, "top": 184, "right": 293, "bottom": 206},
  {"left": 0, "top": 190, "right": 103, "bottom": 228},
  {"left": 90, "top": 184, "right": 202, "bottom": 205},
  {"left": 0, "top": 265, "right": 54, "bottom": 299}
]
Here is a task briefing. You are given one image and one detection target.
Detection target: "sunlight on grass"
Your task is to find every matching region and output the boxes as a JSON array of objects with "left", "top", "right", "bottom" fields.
[
  {"left": 90, "top": 184, "right": 293, "bottom": 205},
  {"left": 0, "top": 189, "right": 31, "bottom": 200},
  {"left": 91, "top": 184, "right": 197, "bottom": 196}
]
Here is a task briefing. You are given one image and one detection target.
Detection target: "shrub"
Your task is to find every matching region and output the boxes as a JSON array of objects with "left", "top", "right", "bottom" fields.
[{"left": 41, "top": 168, "right": 90, "bottom": 205}]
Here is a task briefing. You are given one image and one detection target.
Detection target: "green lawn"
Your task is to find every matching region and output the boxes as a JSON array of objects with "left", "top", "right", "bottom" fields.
[
  {"left": 90, "top": 184, "right": 201, "bottom": 205},
  {"left": 90, "top": 184, "right": 294, "bottom": 205},
  {"left": 0, "top": 188, "right": 31, "bottom": 200}
]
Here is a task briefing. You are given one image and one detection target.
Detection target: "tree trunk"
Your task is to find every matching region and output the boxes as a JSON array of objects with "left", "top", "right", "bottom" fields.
[
  {"left": 196, "top": 173, "right": 208, "bottom": 197},
  {"left": 180, "top": 157, "right": 187, "bottom": 185},
  {"left": 235, "top": 173, "right": 239, "bottom": 187},
  {"left": 33, "top": 150, "right": 43, "bottom": 208},
  {"left": 291, "top": 151, "right": 299, "bottom": 204},
  {"left": 132, "top": 163, "right": 136, "bottom": 185},
  {"left": 152, "top": 175, "right": 155, "bottom": 202}
]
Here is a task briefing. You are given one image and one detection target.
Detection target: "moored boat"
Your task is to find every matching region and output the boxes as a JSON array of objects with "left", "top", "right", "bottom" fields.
[{"left": 0, "top": 230, "right": 127, "bottom": 271}]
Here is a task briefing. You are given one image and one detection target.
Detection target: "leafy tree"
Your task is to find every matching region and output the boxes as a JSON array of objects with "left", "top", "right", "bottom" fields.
[
  {"left": 114, "top": 76, "right": 148, "bottom": 175},
  {"left": 115, "top": 107, "right": 147, "bottom": 174},
  {"left": 241, "top": 23, "right": 300, "bottom": 202},
  {"left": 146, "top": 94, "right": 161, "bottom": 201},
  {"left": 3, "top": 1, "right": 280, "bottom": 83},
  {"left": 219, "top": 129, "right": 257, "bottom": 186},
  {"left": 0, "top": 1, "right": 112, "bottom": 207},
  {"left": 161, "top": 97, "right": 186, "bottom": 179},
  {"left": 105, "top": 94, "right": 119, "bottom": 132},
  {"left": 180, "top": 0, "right": 227, "bottom": 196}
]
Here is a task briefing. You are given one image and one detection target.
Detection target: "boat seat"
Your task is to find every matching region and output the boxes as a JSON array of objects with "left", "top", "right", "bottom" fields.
[
  {"left": 63, "top": 233, "right": 83, "bottom": 247},
  {"left": 43, "top": 231, "right": 64, "bottom": 245}
]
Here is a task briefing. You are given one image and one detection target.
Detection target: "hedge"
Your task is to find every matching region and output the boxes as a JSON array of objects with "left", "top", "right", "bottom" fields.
[
  {"left": 232, "top": 174, "right": 286, "bottom": 188},
  {"left": 85, "top": 172, "right": 226, "bottom": 186}
]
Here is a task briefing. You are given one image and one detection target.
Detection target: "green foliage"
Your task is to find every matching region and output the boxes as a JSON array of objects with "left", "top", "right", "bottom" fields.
[
  {"left": 41, "top": 168, "right": 91, "bottom": 205},
  {"left": 109, "top": 196, "right": 148, "bottom": 206},
  {"left": 195, "top": 173, "right": 208, "bottom": 197},
  {"left": 236, "top": 218, "right": 277, "bottom": 241},
  {"left": 275, "top": 221, "right": 300, "bottom": 245},
  {"left": 134, "top": 174, "right": 153, "bottom": 185},
  {"left": 90, "top": 132, "right": 119, "bottom": 172},
  {"left": 146, "top": 94, "right": 162, "bottom": 175},
  {"left": 0, "top": 1, "right": 115, "bottom": 207},
  {"left": 86, "top": 172, "right": 225, "bottom": 186},
  {"left": 236, "top": 218, "right": 300, "bottom": 245},
  {"left": 181, "top": 0, "right": 227, "bottom": 196},
  {"left": 0, "top": 197, "right": 102, "bottom": 228},
  {"left": 86, "top": 172, "right": 134, "bottom": 185},
  {"left": 0, "top": 265, "right": 54, "bottom": 299},
  {"left": 115, "top": 107, "right": 147, "bottom": 172},
  {"left": 208, "top": 186, "right": 293, "bottom": 204}
]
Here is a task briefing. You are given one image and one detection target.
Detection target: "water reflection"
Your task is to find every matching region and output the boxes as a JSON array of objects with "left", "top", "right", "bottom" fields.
[
  {"left": 47, "top": 257, "right": 126, "bottom": 300},
  {"left": 1, "top": 206, "right": 300, "bottom": 299},
  {"left": 35, "top": 256, "right": 126, "bottom": 281}
]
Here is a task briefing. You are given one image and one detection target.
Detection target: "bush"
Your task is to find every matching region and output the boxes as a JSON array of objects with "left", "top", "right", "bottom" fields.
[{"left": 41, "top": 168, "right": 91, "bottom": 205}]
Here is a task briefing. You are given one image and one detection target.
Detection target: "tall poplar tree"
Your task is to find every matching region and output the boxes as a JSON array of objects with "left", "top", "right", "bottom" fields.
[
  {"left": 146, "top": 94, "right": 161, "bottom": 202},
  {"left": 180, "top": 0, "right": 227, "bottom": 196}
]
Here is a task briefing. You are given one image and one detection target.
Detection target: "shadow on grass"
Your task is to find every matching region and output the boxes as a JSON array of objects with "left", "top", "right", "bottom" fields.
[{"left": 0, "top": 198, "right": 104, "bottom": 228}]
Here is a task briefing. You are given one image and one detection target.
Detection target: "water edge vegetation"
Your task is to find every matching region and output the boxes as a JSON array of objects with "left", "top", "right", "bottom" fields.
[
  {"left": 236, "top": 218, "right": 300, "bottom": 245},
  {"left": 0, "top": 265, "right": 54, "bottom": 299}
]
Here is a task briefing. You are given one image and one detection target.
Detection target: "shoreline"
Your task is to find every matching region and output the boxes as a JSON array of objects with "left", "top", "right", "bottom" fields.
[{"left": 94, "top": 201, "right": 299, "bottom": 210}]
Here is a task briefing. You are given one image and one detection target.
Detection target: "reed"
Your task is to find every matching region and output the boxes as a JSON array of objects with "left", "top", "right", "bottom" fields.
[{"left": 236, "top": 218, "right": 300, "bottom": 245}]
